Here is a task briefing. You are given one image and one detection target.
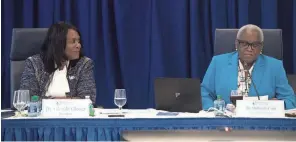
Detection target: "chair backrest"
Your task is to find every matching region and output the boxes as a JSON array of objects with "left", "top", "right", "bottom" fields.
[
  {"left": 214, "top": 29, "right": 283, "bottom": 60},
  {"left": 10, "top": 28, "right": 48, "bottom": 108},
  {"left": 287, "top": 74, "right": 296, "bottom": 94}
]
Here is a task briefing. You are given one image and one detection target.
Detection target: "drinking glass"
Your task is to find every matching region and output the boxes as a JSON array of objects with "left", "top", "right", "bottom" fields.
[
  {"left": 230, "top": 90, "right": 243, "bottom": 106},
  {"left": 13, "top": 90, "right": 30, "bottom": 116},
  {"left": 114, "top": 89, "right": 127, "bottom": 110}
]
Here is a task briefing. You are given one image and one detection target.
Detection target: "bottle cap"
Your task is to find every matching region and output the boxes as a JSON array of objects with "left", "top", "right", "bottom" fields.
[
  {"left": 217, "top": 95, "right": 222, "bottom": 99},
  {"left": 31, "top": 95, "right": 39, "bottom": 101}
]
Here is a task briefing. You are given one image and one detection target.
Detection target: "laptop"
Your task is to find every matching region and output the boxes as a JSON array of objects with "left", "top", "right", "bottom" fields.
[{"left": 154, "top": 78, "right": 202, "bottom": 113}]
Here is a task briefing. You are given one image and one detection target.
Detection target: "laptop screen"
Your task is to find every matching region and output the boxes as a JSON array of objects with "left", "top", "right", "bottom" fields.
[{"left": 154, "top": 78, "right": 202, "bottom": 113}]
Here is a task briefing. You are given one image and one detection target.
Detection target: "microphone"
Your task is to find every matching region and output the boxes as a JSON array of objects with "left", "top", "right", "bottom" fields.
[{"left": 243, "top": 62, "right": 260, "bottom": 100}]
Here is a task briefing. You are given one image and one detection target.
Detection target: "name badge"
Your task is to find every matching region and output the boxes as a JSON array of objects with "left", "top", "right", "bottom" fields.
[
  {"left": 41, "top": 99, "right": 89, "bottom": 117},
  {"left": 236, "top": 100, "right": 285, "bottom": 118}
]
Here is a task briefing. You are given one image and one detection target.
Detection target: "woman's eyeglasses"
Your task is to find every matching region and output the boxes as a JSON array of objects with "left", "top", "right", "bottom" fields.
[{"left": 237, "top": 39, "right": 263, "bottom": 49}]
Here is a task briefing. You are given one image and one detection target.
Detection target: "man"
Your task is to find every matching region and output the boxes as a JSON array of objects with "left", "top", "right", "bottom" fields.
[{"left": 201, "top": 24, "right": 296, "bottom": 110}]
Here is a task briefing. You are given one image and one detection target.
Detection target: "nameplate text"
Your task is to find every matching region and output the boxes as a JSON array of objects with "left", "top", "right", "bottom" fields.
[
  {"left": 42, "top": 99, "right": 89, "bottom": 117},
  {"left": 236, "top": 100, "right": 285, "bottom": 118}
]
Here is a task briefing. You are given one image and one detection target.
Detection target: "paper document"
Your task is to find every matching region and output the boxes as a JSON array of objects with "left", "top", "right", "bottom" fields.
[{"left": 243, "top": 95, "right": 268, "bottom": 101}]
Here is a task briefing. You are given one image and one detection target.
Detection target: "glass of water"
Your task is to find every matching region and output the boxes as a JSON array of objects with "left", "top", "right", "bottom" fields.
[
  {"left": 230, "top": 90, "right": 242, "bottom": 106},
  {"left": 13, "top": 90, "right": 30, "bottom": 116},
  {"left": 114, "top": 89, "right": 127, "bottom": 110}
]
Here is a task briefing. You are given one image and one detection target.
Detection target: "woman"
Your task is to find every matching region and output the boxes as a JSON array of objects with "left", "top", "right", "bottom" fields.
[
  {"left": 201, "top": 24, "right": 296, "bottom": 110},
  {"left": 20, "top": 22, "right": 96, "bottom": 104}
]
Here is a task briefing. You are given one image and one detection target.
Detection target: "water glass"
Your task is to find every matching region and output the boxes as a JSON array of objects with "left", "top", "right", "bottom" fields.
[
  {"left": 13, "top": 90, "right": 30, "bottom": 116},
  {"left": 114, "top": 89, "right": 127, "bottom": 110},
  {"left": 231, "top": 90, "right": 238, "bottom": 96},
  {"left": 230, "top": 90, "right": 242, "bottom": 106}
]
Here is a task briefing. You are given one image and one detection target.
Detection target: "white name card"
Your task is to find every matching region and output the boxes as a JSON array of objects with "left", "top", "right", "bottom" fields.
[
  {"left": 243, "top": 95, "right": 268, "bottom": 101},
  {"left": 236, "top": 100, "right": 285, "bottom": 118},
  {"left": 41, "top": 99, "right": 89, "bottom": 117}
]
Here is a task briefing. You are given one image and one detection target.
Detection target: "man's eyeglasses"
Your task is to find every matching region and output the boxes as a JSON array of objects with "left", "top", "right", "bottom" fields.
[{"left": 237, "top": 39, "right": 263, "bottom": 49}]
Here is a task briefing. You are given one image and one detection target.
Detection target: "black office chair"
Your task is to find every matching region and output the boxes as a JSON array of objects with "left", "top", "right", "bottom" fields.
[
  {"left": 10, "top": 28, "right": 48, "bottom": 108},
  {"left": 214, "top": 29, "right": 283, "bottom": 60}
]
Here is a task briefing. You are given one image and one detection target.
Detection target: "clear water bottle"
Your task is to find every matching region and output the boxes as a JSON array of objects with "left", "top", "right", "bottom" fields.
[
  {"left": 213, "top": 95, "right": 225, "bottom": 116},
  {"left": 85, "top": 96, "right": 95, "bottom": 116},
  {"left": 28, "top": 95, "right": 41, "bottom": 117}
]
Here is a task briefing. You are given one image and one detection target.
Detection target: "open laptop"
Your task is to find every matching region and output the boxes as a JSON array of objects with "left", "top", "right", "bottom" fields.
[{"left": 154, "top": 78, "right": 202, "bottom": 113}]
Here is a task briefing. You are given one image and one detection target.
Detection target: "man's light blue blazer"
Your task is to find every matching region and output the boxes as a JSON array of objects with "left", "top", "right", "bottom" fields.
[{"left": 201, "top": 52, "right": 296, "bottom": 110}]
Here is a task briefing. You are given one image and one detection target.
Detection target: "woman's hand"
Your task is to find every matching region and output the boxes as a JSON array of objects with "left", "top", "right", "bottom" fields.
[{"left": 226, "top": 104, "right": 236, "bottom": 112}]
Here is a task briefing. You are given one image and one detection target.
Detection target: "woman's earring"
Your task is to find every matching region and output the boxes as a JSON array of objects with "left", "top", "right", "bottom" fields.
[
  {"left": 260, "top": 50, "right": 262, "bottom": 54},
  {"left": 236, "top": 48, "right": 238, "bottom": 51}
]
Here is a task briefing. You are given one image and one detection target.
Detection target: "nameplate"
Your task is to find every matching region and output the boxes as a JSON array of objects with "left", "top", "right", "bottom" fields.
[
  {"left": 236, "top": 100, "right": 285, "bottom": 118},
  {"left": 41, "top": 99, "right": 89, "bottom": 117}
]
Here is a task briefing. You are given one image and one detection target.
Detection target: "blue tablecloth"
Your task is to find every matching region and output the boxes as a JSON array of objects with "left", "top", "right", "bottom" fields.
[{"left": 2, "top": 117, "right": 296, "bottom": 141}]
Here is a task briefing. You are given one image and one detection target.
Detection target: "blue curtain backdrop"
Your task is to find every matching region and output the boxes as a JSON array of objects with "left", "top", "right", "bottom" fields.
[{"left": 2, "top": 0, "right": 296, "bottom": 109}]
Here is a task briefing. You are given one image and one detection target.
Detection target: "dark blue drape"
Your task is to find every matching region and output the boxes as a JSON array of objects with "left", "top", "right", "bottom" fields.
[{"left": 2, "top": 0, "right": 296, "bottom": 109}]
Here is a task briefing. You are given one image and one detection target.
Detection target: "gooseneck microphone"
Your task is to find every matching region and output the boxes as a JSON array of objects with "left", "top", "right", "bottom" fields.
[{"left": 243, "top": 62, "right": 260, "bottom": 100}]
